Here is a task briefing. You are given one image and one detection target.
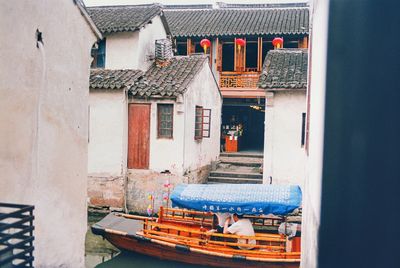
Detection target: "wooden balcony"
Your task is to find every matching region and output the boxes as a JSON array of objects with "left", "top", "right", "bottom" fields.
[
  {"left": 219, "top": 72, "right": 265, "bottom": 98},
  {"left": 219, "top": 71, "right": 260, "bottom": 88}
]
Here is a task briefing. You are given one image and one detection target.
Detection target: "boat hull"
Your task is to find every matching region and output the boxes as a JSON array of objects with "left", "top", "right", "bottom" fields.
[{"left": 104, "top": 232, "right": 300, "bottom": 268}]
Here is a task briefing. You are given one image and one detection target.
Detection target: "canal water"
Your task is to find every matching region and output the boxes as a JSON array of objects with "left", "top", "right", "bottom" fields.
[{"left": 85, "top": 212, "right": 209, "bottom": 268}]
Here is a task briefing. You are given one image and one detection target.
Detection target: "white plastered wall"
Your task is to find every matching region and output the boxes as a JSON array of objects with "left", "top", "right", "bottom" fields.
[
  {"left": 0, "top": 0, "right": 97, "bottom": 267},
  {"left": 263, "top": 91, "right": 307, "bottom": 188},
  {"left": 128, "top": 98, "right": 185, "bottom": 175},
  {"left": 105, "top": 15, "right": 167, "bottom": 71},
  {"left": 183, "top": 61, "right": 222, "bottom": 172},
  {"left": 300, "top": 0, "right": 329, "bottom": 267},
  {"left": 88, "top": 90, "right": 127, "bottom": 176},
  {"left": 105, "top": 31, "right": 139, "bottom": 69}
]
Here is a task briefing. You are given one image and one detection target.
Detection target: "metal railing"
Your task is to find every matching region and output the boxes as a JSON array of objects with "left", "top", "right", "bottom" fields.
[
  {"left": 219, "top": 71, "right": 260, "bottom": 88},
  {"left": 0, "top": 203, "right": 35, "bottom": 267}
]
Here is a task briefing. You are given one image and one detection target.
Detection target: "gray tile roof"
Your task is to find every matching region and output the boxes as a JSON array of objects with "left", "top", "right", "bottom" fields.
[
  {"left": 87, "top": 4, "right": 162, "bottom": 34},
  {"left": 90, "top": 69, "right": 143, "bottom": 90},
  {"left": 129, "top": 55, "right": 208, "bottom": 98},
  {"left": 164, "top": 8, "right": 309, "bottom": 38},
  {"left": 258, "top": 49, "right": 308, "bottom": 90}
]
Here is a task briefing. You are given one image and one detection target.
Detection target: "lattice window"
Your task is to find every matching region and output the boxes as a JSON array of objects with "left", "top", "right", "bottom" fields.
[
  {"left": 158, "top": 104, "right": 173, "bottom": 139},
  {"left": 195, "top": 106, "right": 203, "bottom": 140}
]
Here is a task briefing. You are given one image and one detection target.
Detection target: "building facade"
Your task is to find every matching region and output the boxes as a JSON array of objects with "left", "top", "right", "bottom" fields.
[
  {"left": 258, "top": 49, "right": 308, "bottom": 187},
  {"left": 87, "top": 5, "right": 221, "bottom": 212},
  {"left": 0, "top": 0, "right": 100, "bottom": 266},
  {"left": 165, "top": 4, "right": 310, "bottom": 186}
]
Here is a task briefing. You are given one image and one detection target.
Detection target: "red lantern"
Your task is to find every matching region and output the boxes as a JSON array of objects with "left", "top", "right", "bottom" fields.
[
  {"left": 200, "top": 38, "right": 211, "bottom": 54},
  {"left": 235, "top": 38, "right": 246, "bottom": 50},
  {"left": 272, "top": 37, "right": 284, "bottom": 48}
]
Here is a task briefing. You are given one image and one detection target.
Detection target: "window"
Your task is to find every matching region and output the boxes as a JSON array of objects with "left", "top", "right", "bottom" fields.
[
  {"left": 301, "top": 113, "right": 306, "bottom": 147},
  {"left": 202, "top": 109, "right": 211, "bottom": 138},
  {"left": 158, "top": 104, "right": 173, "bottom": 138},
  {"left": 91, "top": 39, "right": 106, "bottom": 68},
  {"left": 195, "top": 106, "right": 212, "bottom": 140},
  {"left": 195, "top": 106, "right": 203, "bottom": 140}
]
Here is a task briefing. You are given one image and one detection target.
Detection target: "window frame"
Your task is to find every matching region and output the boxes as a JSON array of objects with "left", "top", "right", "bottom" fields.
[
  {"left": 194, "top": 106, "right": 204, "bottom": 140},
  {"left": 91, "top": 39, "right": 106, "bottom": 68},
  {"left": 202, "top": 109, "right": 211, "bottom": 138},
  {"left": 157, "top": 104, "right": 174, "bottom": 139},
  {"left": 301, "top": 112, "right": 306, "bottom": 147},
  {"left": 194, "top": 106, "right": 212, "bottom": 140}
]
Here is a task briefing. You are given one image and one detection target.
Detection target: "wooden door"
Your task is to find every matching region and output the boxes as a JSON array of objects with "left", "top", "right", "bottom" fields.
[{"left": 128, "top": 104, "right": 150, "bottom": 169}]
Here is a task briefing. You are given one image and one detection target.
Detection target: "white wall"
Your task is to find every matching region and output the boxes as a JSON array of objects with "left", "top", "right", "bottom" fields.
[
  {"left": 136, "top": 15, "right": 167, "bottom": 71},
  {"left": 0, "top": 0, "right": 97, "bottom": 267},
  {"left": 183, "top": 61, "right": 222, "bottom": 172},
  {"left": 301, "top": 0, "right": 329, "bottom": 267},
  {"left": 128, "top": 98, "right": 185, "bottom": 174},
  {"left": 263, "top": 91, "right": 307, "bottom": 188},
  {"left": 105, "top": 15, "right": 167, "bottom": 71},
  {"left": 88, "top": 90, "right": 126, "bottom": 176},
  {"left": 105, "top": 31, "right": 139, "bottom": 69}
]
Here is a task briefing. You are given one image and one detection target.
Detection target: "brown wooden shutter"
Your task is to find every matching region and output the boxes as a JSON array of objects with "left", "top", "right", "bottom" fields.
[{"left": 202, "top": 109, "right": 211, "bottom": 138}]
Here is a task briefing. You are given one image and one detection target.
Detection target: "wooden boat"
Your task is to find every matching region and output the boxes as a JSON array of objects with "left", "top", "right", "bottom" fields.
[{"left": 92, "top": 184, "right": 302, "bottom": 268}]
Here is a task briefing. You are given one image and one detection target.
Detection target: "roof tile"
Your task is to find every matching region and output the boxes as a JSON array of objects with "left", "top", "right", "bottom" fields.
[
  {"left": 87, "top": 5, "right": 162, "bottom": 34},
  {"left": 164, "top": 8, "right": 309, "bottom": 38},
  {"left": 129, "top": 55, "right": 208, "bottom": 98},
  {"left": 258, "top": 49, "right": 308, "bottom": 90},
  {"left": 90, "top": 69, "right": 143, "bottom": 90}
]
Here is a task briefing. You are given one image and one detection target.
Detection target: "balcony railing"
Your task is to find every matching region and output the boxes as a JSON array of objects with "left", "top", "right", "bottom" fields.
[
  {"left": 0, "top": 203, "right": 35, "bottom": 267},
  {"left": 219, "top": 71, "right": 260, "bottom": 88}
]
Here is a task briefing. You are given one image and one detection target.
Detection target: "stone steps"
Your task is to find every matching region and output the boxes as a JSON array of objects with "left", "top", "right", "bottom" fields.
[
  {"left": 209, "top": 170, "right": 263, "bottom": 179},
  {"left": 219, "top": 156, "right": 263, "bottom": 167},
  {"left": 207, "top": 176, "right": 263, "bottom": 184},
  {"left": 208, "top": 152, "right": 264, "bottom": 184},
  {"left": 220, "top": 152, "right": 263, "bottom": 158}
]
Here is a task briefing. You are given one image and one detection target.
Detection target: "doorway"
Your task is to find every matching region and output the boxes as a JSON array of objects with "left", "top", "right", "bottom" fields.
[
  {"left": 221, "top": 100, "right": 265, "bottom": 152},
  {"left": 222, "top": 43, "right": 234, "bottom": 71}
]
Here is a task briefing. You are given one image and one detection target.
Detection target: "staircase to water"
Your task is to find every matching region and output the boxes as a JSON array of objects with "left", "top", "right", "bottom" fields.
[{"left": 208, "top": 152, "right": 264, "bottom": 184}]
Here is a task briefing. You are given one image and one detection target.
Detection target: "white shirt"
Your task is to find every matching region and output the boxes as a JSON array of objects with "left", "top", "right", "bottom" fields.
[
  {"left": 216, "top": 212, "right": 233, "bottom": 227},
  {"left": 227, "top": 218, "right": 256, "bottom": 249}
]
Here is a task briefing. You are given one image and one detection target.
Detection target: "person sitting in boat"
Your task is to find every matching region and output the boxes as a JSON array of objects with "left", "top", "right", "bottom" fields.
[
  {"left": 215, "top": 212, "right": 233, "bottom": 233},
  {"left": 223, "top": 213, "right": 256, "bottom": 250}
]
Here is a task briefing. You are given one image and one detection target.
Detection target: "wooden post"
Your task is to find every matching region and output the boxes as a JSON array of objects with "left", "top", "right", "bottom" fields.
[
  {"left": 159, "top": 206, "right": 164, "bottom": 223},
  {"left": 241, "top": 38, "right": 247, "bottom": 71},
  {"left": 234, "top": 38, "right": 237, "bottom": 71},
  {"left": 299, "top": 36, "right": 308, "bottom": 48},
  {"left": 187, "top": 38, "right": 192, "bottom": 55},
  {"left": 209, "top": 38, "right": 213, "bottom": 67},
  {"left": 257, "top": 37, "right": 262, "bottom": 71}
]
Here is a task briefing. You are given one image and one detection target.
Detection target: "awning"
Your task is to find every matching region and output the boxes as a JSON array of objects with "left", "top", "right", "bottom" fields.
[{"left": 170, "top": 184, "right": 302, "bottom": 216}]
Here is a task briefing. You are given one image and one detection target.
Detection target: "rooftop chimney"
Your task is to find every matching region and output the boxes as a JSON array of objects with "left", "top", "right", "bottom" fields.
[{"left": 155, "top": 39, "right": 173, "bottom": 67}]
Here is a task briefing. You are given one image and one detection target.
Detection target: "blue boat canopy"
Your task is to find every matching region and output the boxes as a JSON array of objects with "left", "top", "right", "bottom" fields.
[{"left": 170, "top": 184, "right": 302, "bottom": 216}]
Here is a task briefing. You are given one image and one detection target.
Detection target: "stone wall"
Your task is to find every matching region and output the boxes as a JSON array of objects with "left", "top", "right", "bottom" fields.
[
  {"left": 126, "top": 165, "right": 210, "bottom": 214},
  {"left": 88, "top": 175, "right": 125, "bottom": 209}
]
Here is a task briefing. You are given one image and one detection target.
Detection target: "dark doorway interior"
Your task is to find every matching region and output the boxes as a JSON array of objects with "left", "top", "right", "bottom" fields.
[
  {"left": 222, "top": 43, "right": 234, "bottom": 71},
  {"left": 221, "top": 104, "right": 265, "bottom": 152},
  {"left": 246, "top": 42, "right": 258, "bottom": 70}
]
